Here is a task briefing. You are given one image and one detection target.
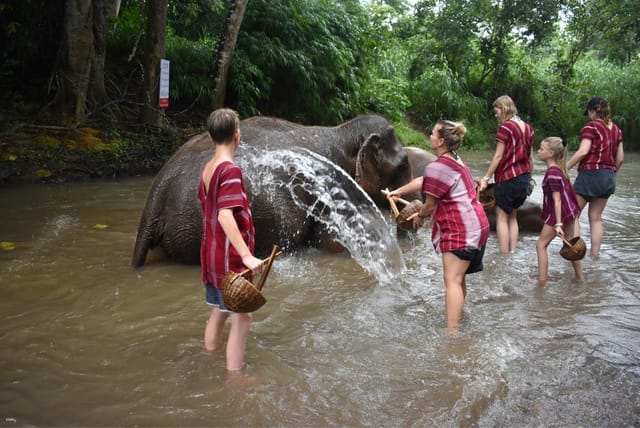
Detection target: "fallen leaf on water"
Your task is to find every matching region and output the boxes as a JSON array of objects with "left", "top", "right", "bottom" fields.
[
  {"left": 0, "top": 241, "right": 17, "bottom": 251},
  {"left": 92, "top": 224, "right": 109, "bottom": 230}
]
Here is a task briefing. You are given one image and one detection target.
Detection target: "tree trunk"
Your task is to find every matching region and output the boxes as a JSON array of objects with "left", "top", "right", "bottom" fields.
[
  {"left": 212, "top": 0, "right": 249, "bottom": 109},
  {"left": 139, "top": 0, "right": 168, "bottom": 127},
  {"left": 58, "top": 0, "right": 94, "bottom": 125},
  {"left": 89, "top": 0, "right": 108, "bottom": 109},
  {"left": 55, "top": 0, "right": 121, "bottom": 125}
]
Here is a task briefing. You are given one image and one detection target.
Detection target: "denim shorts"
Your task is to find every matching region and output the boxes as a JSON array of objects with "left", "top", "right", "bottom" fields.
[
  {"left": 574, "top": 169, "right": 616, "bottom": 201},
  {"left": 451, "top": 245, "right": 486, "bottom": 275},
  {"left": 494, "top": 173, "right": 531, "bottom": 214},
  {"left": 205, "top": 283, "right": 230, "bottom": 312}
]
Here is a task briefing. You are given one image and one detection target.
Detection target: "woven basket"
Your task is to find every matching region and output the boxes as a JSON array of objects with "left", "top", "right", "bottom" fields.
[
  {"left": 221, "top": 246, "right": 281, "bottom": 313},
  {"left": 559, "top": 236, "right": 586, "bottom": 261},
  {"left": 382, "top": 189, "right": 425, "bottom": 230},
  {"left": 396, "top": 199, "right": 424, "bottom": 230},
  {"left": 476, "top": 186, "right": 495, "bottom": 211},
  {"left": 222, "top": 272, "right": 266, "bottom": 313}
]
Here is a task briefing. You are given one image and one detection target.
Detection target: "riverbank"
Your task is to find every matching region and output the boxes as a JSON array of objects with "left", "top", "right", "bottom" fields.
[
  {"left": 0, "top": 122, "right": 193, "bottom": 185},
  {"left": 0, "top": 113, "right": 433, "bottom": 186}
]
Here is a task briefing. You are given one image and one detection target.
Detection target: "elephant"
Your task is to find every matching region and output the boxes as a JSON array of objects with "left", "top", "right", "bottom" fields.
[
  {"left": 405, "top": 146, "right": 437, "bottom": 179},
  {"left": 132, "top": 114, "right": 418, "bottom": 267},
  {"left": 402, "top": 146, "right": 543, "bottom": 233}
]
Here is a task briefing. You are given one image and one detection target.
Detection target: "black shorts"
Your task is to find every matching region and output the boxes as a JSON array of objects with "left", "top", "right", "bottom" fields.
[
  {"left": 494, "top": 173, "right": 531, "bottom": 214},
  {"left": 573, "top": 169, "right": 616, "bottom": 201},
  {"left": 452, "top": 245, "right": 486, "bottom": 275}
]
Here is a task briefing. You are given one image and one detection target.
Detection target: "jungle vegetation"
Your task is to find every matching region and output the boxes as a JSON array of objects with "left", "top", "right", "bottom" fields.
[{"left": 0, "top": 0, "right": 638, "bottom": 182}]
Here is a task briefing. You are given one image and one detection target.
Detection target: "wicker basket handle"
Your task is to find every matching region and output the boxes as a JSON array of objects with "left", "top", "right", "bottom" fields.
[
  {"left": 381, "top": 188, "right": 412, "bottom": 206},
  {"left": 559, "top": 235, "right": 572, "bottom": 247},
  {"left": 239, "top": 246, "right": 282, "bottom": 290}
]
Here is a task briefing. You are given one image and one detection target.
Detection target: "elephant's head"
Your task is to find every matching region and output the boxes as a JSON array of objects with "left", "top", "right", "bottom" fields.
[{"left": 354, "top": 125, "right": 417, "bottom": 206}]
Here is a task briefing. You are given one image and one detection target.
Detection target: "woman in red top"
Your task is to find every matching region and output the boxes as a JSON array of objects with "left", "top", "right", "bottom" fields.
[
  {"left": 387, "top": 120, "right": 489, "bottom": 331},
  {"left": 567, "top": 96, "right": 624, "bottom": 258},
  {"left": 479, "top": 95, "right": 534, "bottom": 254},
  {"left": 198, "top": 108, "right": 263, "bottom": 372}
]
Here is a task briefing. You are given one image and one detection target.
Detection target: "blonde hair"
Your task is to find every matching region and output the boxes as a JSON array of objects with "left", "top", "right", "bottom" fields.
[
  {"left": 437, "top": 120, "right": 466, "bottom": 152},
  {"left": 542, "top": 137, "right": 569, "bottom": 178},
  {"left": 493, "top": 95, "right": 518, "bottom": 122},
  {"left": 207, "top": 108, "right": 240, "bottom": 144}
]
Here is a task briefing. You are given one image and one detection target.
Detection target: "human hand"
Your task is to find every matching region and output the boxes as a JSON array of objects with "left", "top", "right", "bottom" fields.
[
  {"left": 478, "top": 178, "right": 488, "bottom": 191},
  {"left": 407, "top": 212, "right": 426, "bottom": 229},
  {"left": 384, "top": 188, "right": 400, "bottom": 201},
  {"left": 242, "top": 255, "right": 265, "bottom": 274},
  {"left": 554, "top": 225, "right": 564, "bottom": 238}
]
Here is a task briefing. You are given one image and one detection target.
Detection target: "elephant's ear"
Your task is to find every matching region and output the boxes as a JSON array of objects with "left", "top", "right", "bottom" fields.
[{"left": 355, "top": 133, "right": 382, "bottom": 193}]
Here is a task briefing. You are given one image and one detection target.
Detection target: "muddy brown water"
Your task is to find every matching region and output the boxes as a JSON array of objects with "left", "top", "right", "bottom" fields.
[{"left": 1, "top": 151, "right": 638, "bottom": 426}]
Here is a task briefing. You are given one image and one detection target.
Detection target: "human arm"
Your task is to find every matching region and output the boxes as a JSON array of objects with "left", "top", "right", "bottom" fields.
[
  {"left": 386, "top": 176, "right": 424, "bottom": 200},
  {"left": 551, "top": 191, "right": 564, "bottom": 238},
  {"left": 616, "top": 141, "right": 624, "bottom": 171},
  {"left": 218, "top": 208, "right": 263, "bottom": 272},
  {"left": 566, "top": 138, "right": 591, "bottom": 171},
  {"left": 479, "top": 142, "right": 505, "bottom": 191},
  {"left": 529, "top": 148, "right": 534, "bottom": 172}
]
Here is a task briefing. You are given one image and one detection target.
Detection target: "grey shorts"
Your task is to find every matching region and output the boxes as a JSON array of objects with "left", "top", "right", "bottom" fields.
[{"left": 574, "top": 169, "right": 616, "bottom": 201}]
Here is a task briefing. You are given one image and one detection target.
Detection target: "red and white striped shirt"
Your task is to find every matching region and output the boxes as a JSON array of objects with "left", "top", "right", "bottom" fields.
[
  {"left": 198, "top": 161, "right": 255, "bottom": 288},
  {"left": 578, "top": 120, "right": 623, "bottom": 172},
  {"left": 495, "top": 118, "right": 534, "bottom": 182},
  {"left": 422, "top": 156, "right": 490, "bottom": 253}
]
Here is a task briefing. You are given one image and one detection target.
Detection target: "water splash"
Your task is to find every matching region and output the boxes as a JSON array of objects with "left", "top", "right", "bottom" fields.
[{"left": 238, "top": 145, "right": 405, "bottom": 283}]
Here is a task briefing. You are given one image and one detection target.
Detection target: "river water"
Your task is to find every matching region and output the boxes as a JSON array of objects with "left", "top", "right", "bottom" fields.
[{"left": 0, "top": 151, "right": 638, "bottom": 427}]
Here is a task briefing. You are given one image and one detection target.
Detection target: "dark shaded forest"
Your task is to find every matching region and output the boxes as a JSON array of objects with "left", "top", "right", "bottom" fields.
[{"left": 1, "top": 0, "right": 638, "bottom": 183}]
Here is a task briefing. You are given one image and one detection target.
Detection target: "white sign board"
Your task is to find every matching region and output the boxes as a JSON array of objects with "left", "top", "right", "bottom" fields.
[{"left": 159, "top": 59, "right": 170, "bottom": 108}]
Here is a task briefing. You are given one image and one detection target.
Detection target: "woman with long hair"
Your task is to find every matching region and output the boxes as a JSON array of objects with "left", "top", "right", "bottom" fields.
[
  {"left": 479, "top": 95, "right": 534, "bottom": 254},
  {"left": 566, "top": 96, "right": 624, "bottom": 258}
]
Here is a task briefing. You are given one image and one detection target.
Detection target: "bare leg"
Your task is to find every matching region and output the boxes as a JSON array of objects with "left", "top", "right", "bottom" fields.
[
  {"left": 226, "top": 312, "right": 252, "bottom": 371},
  {"left": 587, "top": 198, "right": 608, "bottom": 258},
  {"left": 574, "top": 195, "right": 587, "bottom": 240},
  {"left": 204, "top": 307, "right": 228, "bottom": 352},
  {"left": 461, "top": 276, "right": 467, "bottom": 300},
  {"left": 495, "top": 206, "right": 510, "bottom": 255},
  {"left": 508, "top": 209, "right": 519, "bottom": 252},
  {"left": 442, "top": 252, "right": 471, "bottom": 330},
  {"left": 536, "top": 224, "right": 555, "bottom": 283},
  {"left": 564, "top": 219, "right": 584, "bottom": 280}
]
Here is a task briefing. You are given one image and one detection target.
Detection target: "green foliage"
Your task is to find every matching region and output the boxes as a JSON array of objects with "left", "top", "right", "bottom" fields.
[
  {"left": 165, "top": 35, "right": 217, "bottom": 103},
  {"left": 361, "top": 39, "right": 412, "bottom": 121},
  {"left": 391, "top": 118, "right": 428, "bottom": 149},
  {"left": 410, "top": 63, "right": 485, "bottom": 127},
  {"left": 231, "top": 0, "right": 372, "bottom": 124},
  {"left": 167, "top": 0, "right": 226, "bottom": 41},
  {"left": 567, "top": 57, "right": 640, "bottom": 149},
  {"left": 3, "top": 0, "right": 640, "bottom": 184}
]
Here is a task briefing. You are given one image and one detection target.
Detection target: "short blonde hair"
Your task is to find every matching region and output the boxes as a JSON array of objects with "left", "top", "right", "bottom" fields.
[
  {"left": 207, "top": 108, "right": 240, "bottom": 144},
  {"left": 493, "top": 95, "right": 518, "bottom": 121}
]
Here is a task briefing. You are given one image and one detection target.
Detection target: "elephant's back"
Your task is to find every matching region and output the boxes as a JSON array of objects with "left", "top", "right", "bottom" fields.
[
  {"left": 240, "top": 116, "right": 335, "bottom": 149},
  {"left": 405, "top": 146, "right": 437, "bottom": 178}
]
